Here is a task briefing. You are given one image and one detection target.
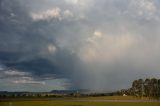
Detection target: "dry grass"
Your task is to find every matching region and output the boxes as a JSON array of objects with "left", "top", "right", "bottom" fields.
[
  {"left": 74, "top": 96, "right": 148, "bottom": 100},
  {"left": 0, "top": 96, "right": 159, "bottom": 106},
  {"left": 1, "top": 101, "right": 160, "bottom": 106}
]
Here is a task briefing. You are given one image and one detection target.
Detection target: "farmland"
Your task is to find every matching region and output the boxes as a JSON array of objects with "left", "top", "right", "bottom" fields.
[{"left": 1, "top": 96, "right": 159, "bottom": 106}]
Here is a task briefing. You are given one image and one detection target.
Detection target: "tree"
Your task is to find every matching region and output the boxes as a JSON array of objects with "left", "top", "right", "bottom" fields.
[
  {"left": 132, "top": 79, "right": 144, "bottom": 97},
  {"left": 158, "top": 79, "right": 160, "bottom": 98},
  {"left": 150, "top": 78, "right": 158, "bottom": 98},
  {"left": 130, "top": 78, "right": 160, "bottom": 99},
  {"left": 144, "top": 78, "right": 150, "bottom": 97}
]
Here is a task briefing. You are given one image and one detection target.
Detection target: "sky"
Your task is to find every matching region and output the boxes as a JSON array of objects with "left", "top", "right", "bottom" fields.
[{"left": 0, "top": 0, "right": 160, "bottom": 92}]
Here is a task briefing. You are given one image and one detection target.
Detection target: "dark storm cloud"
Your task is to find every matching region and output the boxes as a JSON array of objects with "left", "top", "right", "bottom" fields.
[
  {"left": 0, "top": 0, "right": 87, "bottom": 89},
  {"left": 0, "top": 0, "right": 58, "bottom": 78},
  {"left": 0, "top": 0, "right": 160, "bottom": 91}
]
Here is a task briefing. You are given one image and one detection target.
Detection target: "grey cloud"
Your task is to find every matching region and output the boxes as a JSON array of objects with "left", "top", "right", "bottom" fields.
[{"left": 0, "top": 0, "right": 160, "bottom": 92}]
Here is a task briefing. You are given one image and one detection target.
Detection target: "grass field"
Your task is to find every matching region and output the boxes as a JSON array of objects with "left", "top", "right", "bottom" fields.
[
  {"left": 1, "top": 101, "right": 160, "bottom": 106},
  {"left": 0, "top": 96, "right": 159, "bottom": 106},
  {"left": 74, "top": 96, "right": 149, "bottom": 100}
]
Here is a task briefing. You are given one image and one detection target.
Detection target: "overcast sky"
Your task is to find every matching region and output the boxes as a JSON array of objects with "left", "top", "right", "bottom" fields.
[{"left": 0, "top": 0, "right": 160, "bottom": 92}]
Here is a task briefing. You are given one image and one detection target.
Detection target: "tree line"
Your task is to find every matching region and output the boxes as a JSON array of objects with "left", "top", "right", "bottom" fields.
[{"left": 119, "top": 78, "right": 160, "bottom": 99}]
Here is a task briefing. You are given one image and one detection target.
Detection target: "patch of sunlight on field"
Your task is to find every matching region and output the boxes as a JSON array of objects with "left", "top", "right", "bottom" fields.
[{"left": 1, "top": 101, "right": 160, "bottom": 106}]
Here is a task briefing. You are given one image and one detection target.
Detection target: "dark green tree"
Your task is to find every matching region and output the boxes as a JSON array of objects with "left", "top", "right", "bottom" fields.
[
  {"left": 144, "top": 78, "right": 150, "bottom": 97},
  {"left": 132, "top": 79, "right": 144, "bottom": 97}
]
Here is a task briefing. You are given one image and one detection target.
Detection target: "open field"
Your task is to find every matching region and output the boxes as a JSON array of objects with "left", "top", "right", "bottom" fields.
[
  {"left": 1, "top": 101, "right": 160, "bottom": 106},
  {"left": 1, "top": 96, "right": 160, "bottom": 106},
  {"left": 74, "top": 96, "right": 149, "bottom": 100}
]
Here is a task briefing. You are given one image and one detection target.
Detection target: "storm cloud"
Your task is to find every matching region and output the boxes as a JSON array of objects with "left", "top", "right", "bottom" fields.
[{"left": 0, "top": 0, "right": 160, "bottom": 92}]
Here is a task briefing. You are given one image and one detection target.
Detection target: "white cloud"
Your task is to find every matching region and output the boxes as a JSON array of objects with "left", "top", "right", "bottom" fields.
[
  {"left": 79, "top": 31, "right": 136, "bottom": 62},
  {"left": 21, "top": 77, "right": 33, "bottom": 80},
  {"left": 13, "top": 80, "right": 45, "bottom": 85},
  {"left": 31, "top": 7, "right": 61, "bottom": 21},
  {"left": 86, "top": 31, "right": 103, "bottom": 46},
  {"left": 138, "top": 0, "right": 156, "bottom": 12},
  {"left": 63, "top": 10, "right": 73, "bottom": 17},
  {"left": 31, "top": 8, "right": 75, "bottom": 21},
  {"left": 93, "top": 31, "right": 102, "bottom": 38},
  {"left": 130, "top": 0, "right": 156, "bottom": 17},
  {"left": 4, "top": 70, "right": 30, "bottom": 76},
  {"left": 65, "top": 0, "right": 93, "bottom": 9},
  {"left": 65, "top": 0, "right": 79, "bottom": 5},
  {"left": 2, "top": 70, "right": 45, "bottom": 85},
  {"left": 48, "top": 44, "right": 56, "bottom": 54}
]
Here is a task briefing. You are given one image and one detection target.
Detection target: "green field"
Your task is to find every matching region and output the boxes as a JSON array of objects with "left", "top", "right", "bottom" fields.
[{"left": 0, "top": 96, "right": 160, "bottom": 106}]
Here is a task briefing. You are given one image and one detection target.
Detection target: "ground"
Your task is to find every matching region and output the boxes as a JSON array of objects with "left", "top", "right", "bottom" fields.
[{"left": 0, "top": 96, "right": 160, "bottom": 106}]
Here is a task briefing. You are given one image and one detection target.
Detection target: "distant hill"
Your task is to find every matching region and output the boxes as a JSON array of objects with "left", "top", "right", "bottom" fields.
[{"left": 50, "top": 89, "right": 89, "bottom": 94}]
